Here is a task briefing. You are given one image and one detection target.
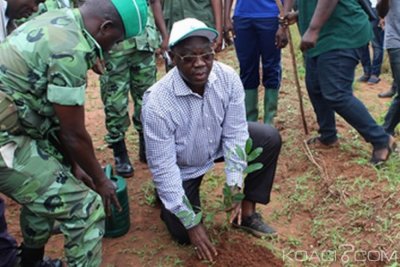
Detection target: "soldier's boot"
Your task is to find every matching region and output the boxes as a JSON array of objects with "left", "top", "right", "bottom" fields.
[
  {"left": 138, "top": 131, "right": 147, "bottom": 164},
  {"left": 245, "top": 89, "right": 259, "bottom": 121},
  {"left": 264, "top": 89, "right": 279, "bottom": 125},
  {"left": 20, "top": 244, "right": 63, "bottom": 267},
  {"left": 112, "top": 140, "right": 134, "bottom": 178}
]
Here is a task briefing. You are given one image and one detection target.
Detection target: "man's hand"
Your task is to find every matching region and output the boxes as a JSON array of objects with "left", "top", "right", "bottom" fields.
[
  {"left": 223, "top": 18, "right": 235, "bottom": 47},
  {"left": 275, "top": 26, "right": 289, "bottom": 49},
  {"left": 72, "top": 164, "right": 96, "bottom": 190},
  {"left": 214, "top": 35, "right": 223, "bottom": 52},
  {"left": 187, "top": 224, "right": 218, "bottom": 262},
  {"left": 282, "top": 11, "right": 298, "bottom": 26},
  {"left": 227, "top": 201, "right": 242, "bottom": 225},
  {"left": 300, "top": 28, "right": 319, "bottom": 52},
  {"left": 95, "top": 178, "right": 122, "bottom": 216}
]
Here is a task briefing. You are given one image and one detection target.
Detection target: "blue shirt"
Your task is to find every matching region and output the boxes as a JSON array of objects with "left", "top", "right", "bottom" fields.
[
  {"left": 234, "top": 0, "right": 279, "bottom": 18},
  {"left": 142, "top": 61, "right": 249, "bottom": 228}
]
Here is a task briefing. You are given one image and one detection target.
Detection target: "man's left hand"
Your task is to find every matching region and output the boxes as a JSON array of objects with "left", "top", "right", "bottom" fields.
[
  {"left": 228, "top": 201, "right": 242, "bottom": 225},
  {"left": 300, "top": 28, "right": 319, "bottom": 52}
]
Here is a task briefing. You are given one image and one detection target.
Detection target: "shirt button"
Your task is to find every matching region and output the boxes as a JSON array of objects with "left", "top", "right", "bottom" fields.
[
  {"left": 209, "top": 140, "right": 213, "bottom": 143},
  {"left": 207, "top": 127, "right": 210, "bottom": 131}
]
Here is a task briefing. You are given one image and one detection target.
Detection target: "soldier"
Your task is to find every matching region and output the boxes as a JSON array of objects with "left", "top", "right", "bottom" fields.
[
  {"left": 0, "top": 0, "right": 147, "bottom": 266},
  {"left": 100, "top": 0, "right": 168, "bottom": 177}
]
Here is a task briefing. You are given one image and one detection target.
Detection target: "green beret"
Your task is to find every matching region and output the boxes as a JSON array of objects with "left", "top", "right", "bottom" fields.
[{"left": 111, "top": 0, "right": 148, "bottom": 38}]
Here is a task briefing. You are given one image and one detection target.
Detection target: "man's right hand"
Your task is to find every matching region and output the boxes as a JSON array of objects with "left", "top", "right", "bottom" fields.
[{"left": 187, "top": 223, "right": 218, "bottom": 262}]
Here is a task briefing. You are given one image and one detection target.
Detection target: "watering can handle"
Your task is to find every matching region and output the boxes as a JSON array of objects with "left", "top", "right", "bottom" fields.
[{"left": 104, "top": 164, "right": 113, "bottom": 179}]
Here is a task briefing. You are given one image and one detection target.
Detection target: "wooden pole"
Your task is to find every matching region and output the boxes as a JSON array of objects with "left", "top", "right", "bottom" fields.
[{"left": 275, "top": 0, "right": 309, "bottom": 135}]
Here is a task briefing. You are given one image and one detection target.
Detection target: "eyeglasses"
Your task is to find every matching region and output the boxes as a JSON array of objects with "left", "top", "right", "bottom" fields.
[{"left": 173, "top": 51, "right": 215, "bottom": 64}]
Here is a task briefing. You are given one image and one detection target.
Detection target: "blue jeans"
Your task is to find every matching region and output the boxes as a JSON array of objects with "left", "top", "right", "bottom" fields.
[
  {"left": 306, "top": 48, "right": 389, "bottom": 148},
  {"left": 360, "top": 9, "right": 384, "bottom": 76},
  {"left": 383, "top": 48, "right": 400, "bottom": 135},
  {"left": 233, "top": 17, "right": 282, "bottom": 90}
]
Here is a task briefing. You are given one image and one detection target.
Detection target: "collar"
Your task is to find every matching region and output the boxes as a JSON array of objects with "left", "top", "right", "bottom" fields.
[
  {"left": 173, "top": 64, "right": 218, "bottom": 97},
  {"left": 72, "top": 8, "right": 104, "bottom": 61}
]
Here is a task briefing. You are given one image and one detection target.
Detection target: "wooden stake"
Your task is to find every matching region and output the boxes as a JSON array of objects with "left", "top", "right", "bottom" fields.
[{"left": 275, "top": 0, "right": 309, "bottom": 135}]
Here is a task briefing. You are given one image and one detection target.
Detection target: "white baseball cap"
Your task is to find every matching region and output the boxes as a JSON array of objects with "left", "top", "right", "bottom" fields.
[{"left": 168, "top": 18, "right": 219, "bottom": 48}]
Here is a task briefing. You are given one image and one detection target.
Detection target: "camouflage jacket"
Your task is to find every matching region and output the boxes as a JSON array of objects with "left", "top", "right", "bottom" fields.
[{"left": 0, "top": 8, "right": 101, "bottom": 144}]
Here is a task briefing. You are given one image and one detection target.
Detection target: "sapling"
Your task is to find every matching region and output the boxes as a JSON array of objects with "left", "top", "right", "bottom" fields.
[{"left": 223, "top": 138, "right": 263, "bottom": 222}]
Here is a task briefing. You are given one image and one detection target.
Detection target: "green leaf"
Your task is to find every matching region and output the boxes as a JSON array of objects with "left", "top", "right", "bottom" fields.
[
  {"left": 245, "top": 138, "right": 253, "bottom": 154},
  {"left": 235, "top": 145, "right": 246, "bottom": 161},
  {"left": 247, "top": 147, "right": 263, "bottom": 162},
  {"left": 204, "top": 213, "right": 215, "bottom": 224},
  {"left": 232, "top": 193, "right": 245, "bottom": 202},
  {"left": 223, "top": 184, "right": 232, "bottom": 198},
  {"left": 244, "top": 163, "right": 263, "bottom": 174}
]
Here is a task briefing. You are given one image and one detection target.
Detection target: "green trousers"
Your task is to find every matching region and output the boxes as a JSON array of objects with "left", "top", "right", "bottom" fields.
[
  {"left": 0, "top": 135, "right": 105, "bottom": 267},
  {"left": 100, "top": 49, "right": 156, "bottom": 144}
]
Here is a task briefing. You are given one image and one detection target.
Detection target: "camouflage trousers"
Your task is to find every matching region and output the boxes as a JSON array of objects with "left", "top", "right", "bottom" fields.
[
  {"left": 0, "top": 135, "right": 105, "bottom": 267},
  {"left": 100, "top": 50, "right": 156, "bottom": 144}
]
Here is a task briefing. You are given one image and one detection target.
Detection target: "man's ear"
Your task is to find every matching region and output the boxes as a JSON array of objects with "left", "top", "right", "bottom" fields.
[{"left": 99, "top": 20, "right": 114, "bottom": 36}]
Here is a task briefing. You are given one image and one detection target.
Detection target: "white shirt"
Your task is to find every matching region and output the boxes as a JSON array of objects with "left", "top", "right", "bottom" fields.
[
  {"left": 142, "top": 61, "right": 249, "bottom": 228},
  {"left": 0, "top": 0, "right": 9, "bottom": 41}
]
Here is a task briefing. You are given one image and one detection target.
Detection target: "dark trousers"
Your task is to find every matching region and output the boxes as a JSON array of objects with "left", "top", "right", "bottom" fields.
[
  {"left": 383, "top": 48, "right": 400, "bottom": 135},
  {"left": 0, "top": 197, "right": 17, "bottom": 267},
  {"left": 305, "top": 48, "right": 389, "bottom": 148},
  {"left": 160, "top": 122, "right": 281, "bottom": 244}
]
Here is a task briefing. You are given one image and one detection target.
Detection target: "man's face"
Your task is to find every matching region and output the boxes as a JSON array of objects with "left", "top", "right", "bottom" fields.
[
  {"left": 171, "top": 36, "right": 214, "bottom": 91},
  {"left": 6, "top": 0, "right": 44, "bottom": 20}
]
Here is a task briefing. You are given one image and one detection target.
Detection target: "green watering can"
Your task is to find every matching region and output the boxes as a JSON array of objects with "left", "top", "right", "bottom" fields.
[{"left": 103, "top": 164, "right": 130, "bottom": 238}]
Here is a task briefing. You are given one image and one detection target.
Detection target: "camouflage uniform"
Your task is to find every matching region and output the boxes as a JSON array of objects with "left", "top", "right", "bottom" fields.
[
  {"left": 100, "top": 6, "right": 159, "bottom": 144},
  {"left": 0, "top": 9, "right": 105, "bottom": 267}
]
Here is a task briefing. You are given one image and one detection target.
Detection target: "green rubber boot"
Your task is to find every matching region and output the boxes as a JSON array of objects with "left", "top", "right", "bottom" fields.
[
  {"left": 245, "top": 89, "right": 259, "bottom": 121},
  {"left": 264, "top": 89, "right": 279, "bottom": 125}
]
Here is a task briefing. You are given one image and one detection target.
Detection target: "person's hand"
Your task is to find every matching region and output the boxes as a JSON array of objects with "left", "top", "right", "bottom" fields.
[
  {"left": 300, "top": 28, "right": 319, "bottom": 52},
  {"left": 72, "top": 164, "right": 96, "bottom": 190},
  {"left": 213, "top": 35, "right": 223, "bottom": 53},
  {"left": 187, "top": 224, "right": 218, "bottom": 262},
  {"left": 275, "top": 26, "right": 289, "bottom": 49},
  {"left": 91, "top": 58, "right": 105, "bottom": 75},
  {"left": 281, "top": 11, "right": 298, "bottom": 26},
  {"left": 160, "top": 37, "right": 169, "bottom": 55},
  {"left": 95, "top": 178, "right": 121, "bottom": 216},
  {"left": 223, "top": 18, "right": 235, "bottom": 47},
  {"left": 227, "top": 201, "right": 242, "bottom": 225}
]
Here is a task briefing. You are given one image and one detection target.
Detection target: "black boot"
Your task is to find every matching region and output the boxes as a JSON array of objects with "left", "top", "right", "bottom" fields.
[
  {"left": 20, "top": 244, "right": 63, "bottom": 267},
  {"left": 112, "top": 140, "right": 134, "bottom": 178},
  {"left": 138, "top": 132, "right": 147, "bottom": 164}
]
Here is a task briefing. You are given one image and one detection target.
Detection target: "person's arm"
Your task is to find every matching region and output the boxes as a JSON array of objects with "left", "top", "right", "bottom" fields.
[
  {"left": 142, "top": 97, "right": 217, "bottom": 261},
  {"left": 221, "top": 70, "right": 249, "bottom": 191},
  {"left": 376, "top": 0, "right": 389, "bottom": 18},
  {"left": 150, "top": 0, "right": 169, "bottom": 53},
  {"left": 223, "top": 0, "right": 234, "bottom": 46},
  {"left": 47, "top": 52, "right": 120, "bottom": 215},
  {"left": 300, "top": 0, "right": 339, "bottom": 52},
  {"left": 53, "top": 104, "right": 120, "bottom": 214},
  {"left": 211, "top": 0, "right": 223, "bottom": 52}
]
